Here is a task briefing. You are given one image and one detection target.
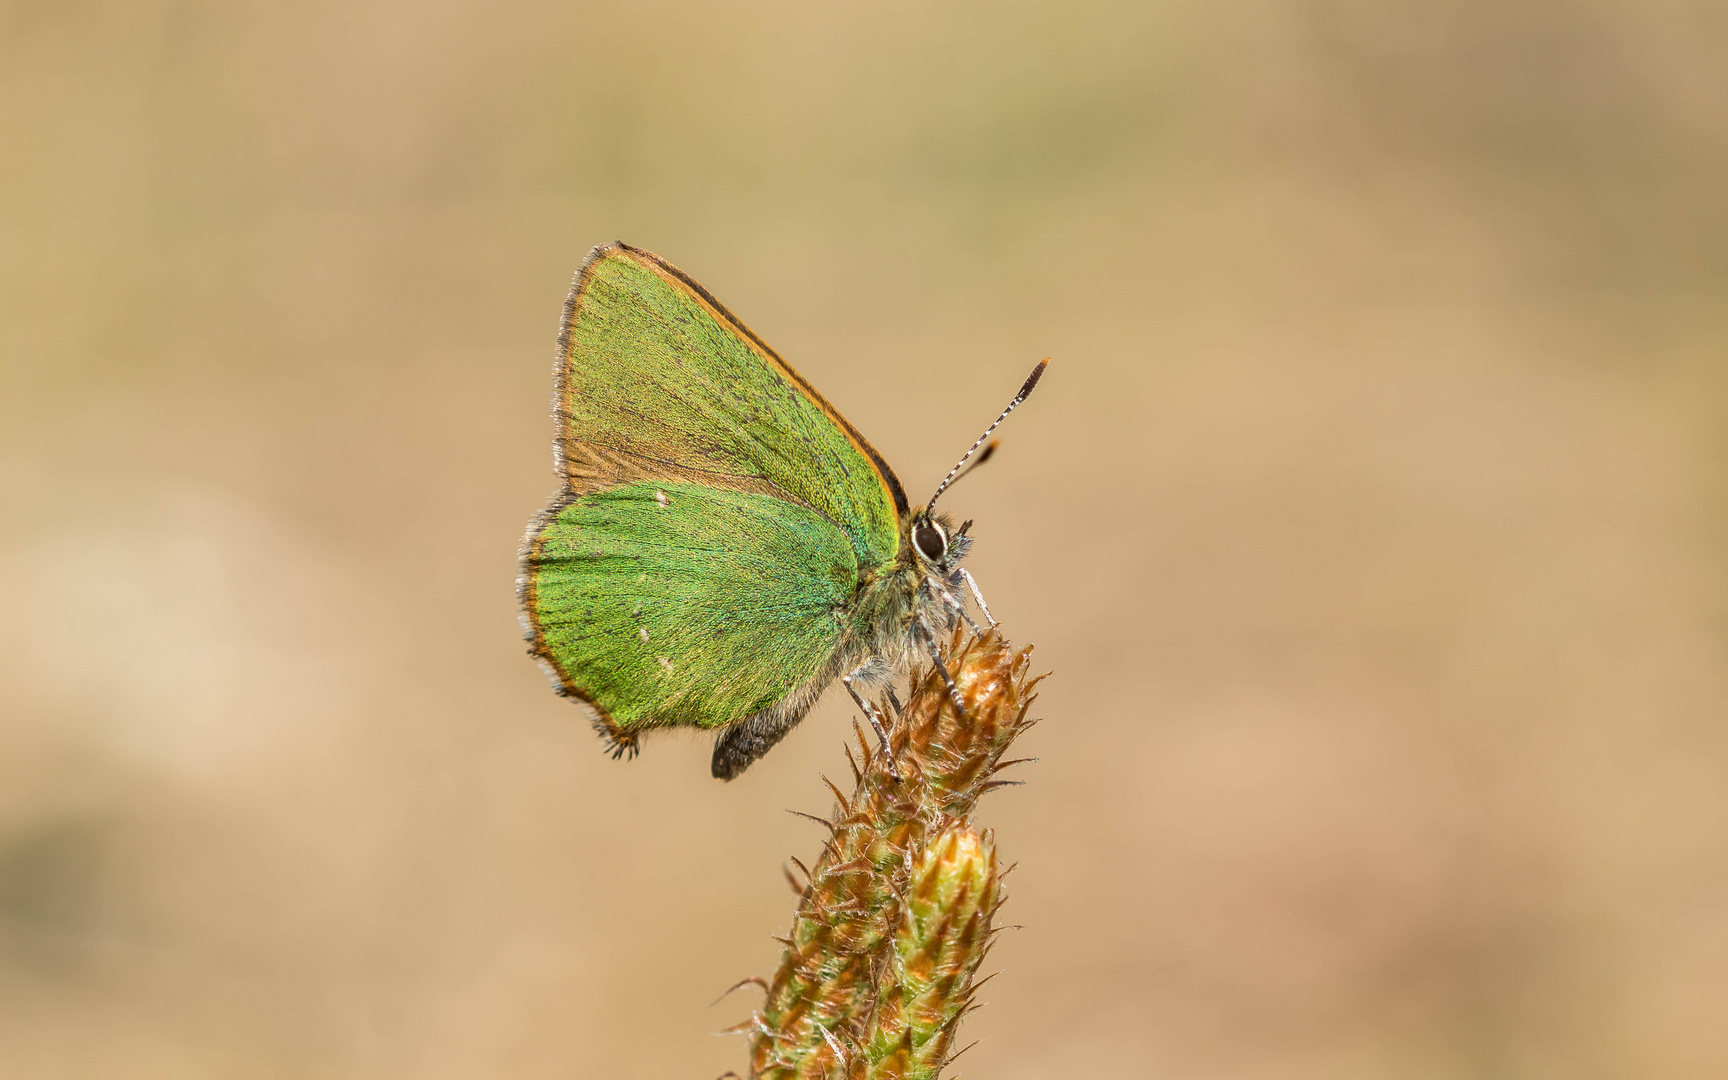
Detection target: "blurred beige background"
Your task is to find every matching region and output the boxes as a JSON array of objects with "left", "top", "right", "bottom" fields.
[{"left": 3, "top": 2, "right": 1726, "bottom": 1077}]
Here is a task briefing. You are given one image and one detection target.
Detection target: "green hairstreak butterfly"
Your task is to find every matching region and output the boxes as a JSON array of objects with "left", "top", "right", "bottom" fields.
[{"left": 518, "top": 242, "right": 1046, "bottom": 780}]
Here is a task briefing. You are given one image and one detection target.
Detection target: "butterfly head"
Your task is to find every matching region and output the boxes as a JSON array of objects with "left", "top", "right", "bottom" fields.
[{"left": 907, "top": 509, "right": 972, "bottom": 571}]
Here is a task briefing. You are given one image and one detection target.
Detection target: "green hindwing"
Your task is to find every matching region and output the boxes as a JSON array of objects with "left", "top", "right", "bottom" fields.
[
  {"left": 522, "top": 243, "right": 909, "bottom": 742},
  {"left": 526, "top": 483, "right": 855, "bottom": 733}
]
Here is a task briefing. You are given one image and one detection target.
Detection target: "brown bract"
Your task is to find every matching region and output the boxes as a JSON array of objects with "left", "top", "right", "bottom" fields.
[{"left": 739, "top": 628, "right": 1044, "bottom": 1079}]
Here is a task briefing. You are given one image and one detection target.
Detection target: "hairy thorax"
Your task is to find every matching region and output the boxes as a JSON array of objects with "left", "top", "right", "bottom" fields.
[{"left": 844, "top": 509, "right": 970, "bottom": 677}]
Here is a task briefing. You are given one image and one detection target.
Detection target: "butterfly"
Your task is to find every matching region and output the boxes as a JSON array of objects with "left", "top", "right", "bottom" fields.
[{"left": 518, "top": 242, "right": 1045, "bottom": 780}]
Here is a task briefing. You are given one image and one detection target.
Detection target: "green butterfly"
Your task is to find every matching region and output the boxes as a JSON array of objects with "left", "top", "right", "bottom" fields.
[{"left": 518, "top": 242, "right": 1045, "bottom": 780}]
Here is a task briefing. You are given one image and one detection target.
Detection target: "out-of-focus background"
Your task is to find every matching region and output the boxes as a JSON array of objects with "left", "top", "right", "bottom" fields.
[{"left": 3, "top": 2, "right": 1725, "bottom": 1077}]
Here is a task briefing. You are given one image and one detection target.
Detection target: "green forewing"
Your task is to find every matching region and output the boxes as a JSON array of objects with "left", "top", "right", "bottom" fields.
[
  {"left": 532, "top": 482, "right": 854, "bottom": 729},
  {"left": 555, "top": 245, "right": 904, "bottom": 568}
]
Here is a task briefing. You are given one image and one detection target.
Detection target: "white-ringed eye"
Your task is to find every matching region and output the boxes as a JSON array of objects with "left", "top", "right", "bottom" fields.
[{"left": 913, "top": 520, "right": 947, "bottom": 562}]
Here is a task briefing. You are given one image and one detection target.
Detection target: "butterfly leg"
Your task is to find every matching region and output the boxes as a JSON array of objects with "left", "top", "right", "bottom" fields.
[
  {"left": 884, "top": 686, "right": 904, "bottom": 720},
  {"left": 913, "top": 614, "right": 970, "bottom": 720},
  {"left": 843, "top": 664, "right": 902, "bottom": 782},
  {"left": 924, "top": 575, "right": 983, "bottom": 636},
  {"left": 957, "top": 568, "right": 996, "bottom": 627},
  {"left": 946, "top": 588, "right": 985, "bottom": 636}
]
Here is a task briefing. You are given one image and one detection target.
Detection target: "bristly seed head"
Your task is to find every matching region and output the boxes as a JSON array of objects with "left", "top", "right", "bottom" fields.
[{"left": 743, "top": 628, "right": 1045, "bottom": 1080}]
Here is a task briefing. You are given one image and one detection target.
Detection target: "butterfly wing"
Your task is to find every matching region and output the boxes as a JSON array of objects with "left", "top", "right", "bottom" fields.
[
  {"left": 524, "top": 481, "right": 855, "bottom": 740},
  {"left": 520, "top": 243, "right": 906, "bottom": 742},
  {"left": 552, "top": 242, "right": 905, "bottom": 565}
]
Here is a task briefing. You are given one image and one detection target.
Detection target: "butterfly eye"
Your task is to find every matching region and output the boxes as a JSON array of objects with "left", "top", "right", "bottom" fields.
[{"left": 913, "top": 521, "right": 947, "bottom": 562}]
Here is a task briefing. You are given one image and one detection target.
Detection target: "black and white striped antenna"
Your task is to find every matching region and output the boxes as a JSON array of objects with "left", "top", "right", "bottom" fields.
[{"left": 926, "top": 358, "right": 1049, "bottom": 512}]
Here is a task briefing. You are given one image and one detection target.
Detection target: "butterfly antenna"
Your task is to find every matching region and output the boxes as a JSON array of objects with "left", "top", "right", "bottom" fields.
[
  {"left": 949, "top": 438, "right": 1000, "bottom": 487},
  {"left": 927, "top": 359, "right": 1049, "bottom": 512}
]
